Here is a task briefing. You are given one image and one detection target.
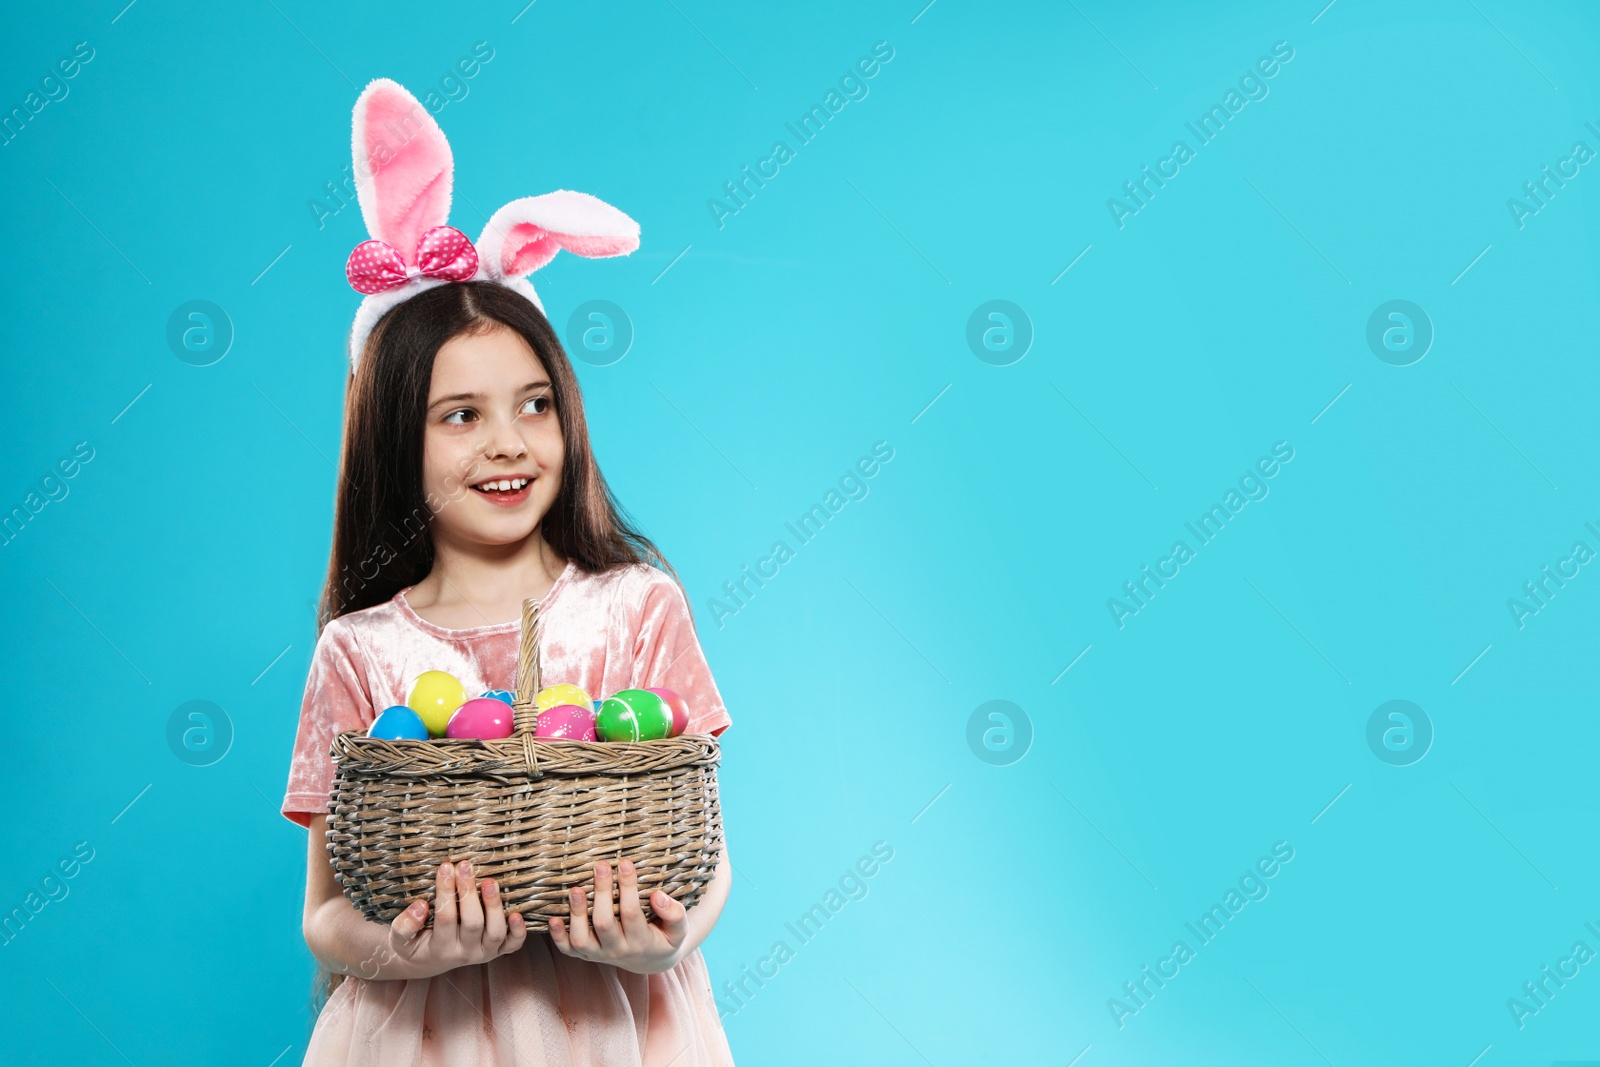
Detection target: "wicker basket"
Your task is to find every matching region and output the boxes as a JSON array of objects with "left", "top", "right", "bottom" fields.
[{"left": 324, "top": 596, "right": 723, "bottom": 932}]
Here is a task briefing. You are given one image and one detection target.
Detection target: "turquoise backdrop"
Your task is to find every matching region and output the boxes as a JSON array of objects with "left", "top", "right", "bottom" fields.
[{"left": 2, "top": 1, "right": 1598, "bottom": 1063}]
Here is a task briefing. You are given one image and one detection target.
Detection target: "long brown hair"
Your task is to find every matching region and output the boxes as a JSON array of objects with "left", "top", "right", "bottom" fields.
[
  {"left": 308, "top": 280, "right": 688, "bottom": 1015},
  {"left": 318, "top": 280, "right": 685, "bottom": 626}
]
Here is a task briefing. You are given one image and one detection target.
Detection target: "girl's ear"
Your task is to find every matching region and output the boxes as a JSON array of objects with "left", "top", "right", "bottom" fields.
[
  {"left": 476, "top": 191, "right": 640, "bottom": 281},
  {"left": 352, "top": 79, "right": 453, "bottom": 263}
]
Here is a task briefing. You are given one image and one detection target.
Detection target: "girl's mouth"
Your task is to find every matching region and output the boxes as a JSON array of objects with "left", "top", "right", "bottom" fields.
[{"left": 470, "top": 475, "right": 533, "bottom": 507}]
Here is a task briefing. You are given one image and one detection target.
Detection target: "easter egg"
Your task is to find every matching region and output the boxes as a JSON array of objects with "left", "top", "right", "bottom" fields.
[
  {"left": 536, "top": 683, "right": 592, "bottom": 712},
  {"left": 535, "top": 703, "right": 597, "bottom": 741},
  {"left": 407, "top": 670, "right": 469, "bottom": 737},
  {"left": 647, "top": 687, "right": 691, "bottom": 738},
  {"left": 446, "top": 697, "right": 515, "bottom": 740},
  {"left": 368, "top": 705, "right": 430, "bottom": 740},
  {"left": 596, "top": 689, "right": 671, "bottom": 742},
  {"left": 480, "top": 689, "right": 516, "bottom": 706}
]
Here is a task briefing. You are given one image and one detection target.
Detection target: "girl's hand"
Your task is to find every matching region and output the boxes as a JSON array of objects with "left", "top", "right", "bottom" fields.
[
  {"left": 548, "top": 859, "right": 689, "bottom": 974},
  {"left": 386, "top": 860, "right": 529, "bottom": 980}
]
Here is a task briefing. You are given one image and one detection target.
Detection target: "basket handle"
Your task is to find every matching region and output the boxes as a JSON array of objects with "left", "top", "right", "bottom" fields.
[{"left": 512, "top": 596, "right": 542, "bottom": 736}]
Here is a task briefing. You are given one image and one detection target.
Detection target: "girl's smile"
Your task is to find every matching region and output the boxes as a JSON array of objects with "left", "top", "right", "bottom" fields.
[{"left": 468, "top": 473, "right": 535, "bottom": 507}]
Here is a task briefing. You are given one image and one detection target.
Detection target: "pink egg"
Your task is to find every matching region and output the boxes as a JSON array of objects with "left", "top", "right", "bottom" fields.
[
  {"left": 535, "top": 703, "right": 597, "bottom": 741},
  {"left": 647, "top": 687, "right": 691, "bottom": 738},
  {"left": 445, "top": 697, "right": 515, "bottom": 740}
]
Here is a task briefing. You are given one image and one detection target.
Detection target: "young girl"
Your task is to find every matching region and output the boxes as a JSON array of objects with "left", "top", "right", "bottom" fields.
[{"left": 279, "top": 80, "right": 735, "bottom": 1065}]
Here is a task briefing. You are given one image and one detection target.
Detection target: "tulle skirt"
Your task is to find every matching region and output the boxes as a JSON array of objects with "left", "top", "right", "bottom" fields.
[{"left": 302, "top": 938, "right": 735, "bottom": 1066}]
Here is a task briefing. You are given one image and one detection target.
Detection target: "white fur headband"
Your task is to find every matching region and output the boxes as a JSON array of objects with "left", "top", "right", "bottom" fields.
[{"left": 342, "top": 78, "right": 640, "bottom": 373}]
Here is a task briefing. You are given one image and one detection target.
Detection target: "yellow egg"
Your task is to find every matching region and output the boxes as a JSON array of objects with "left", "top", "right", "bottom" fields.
[
  {"left": 407, "top": 670, "right": 469, "bottom": 737},
  {"left": 536, "top": 683, "right": 592, "bottom": 712}
]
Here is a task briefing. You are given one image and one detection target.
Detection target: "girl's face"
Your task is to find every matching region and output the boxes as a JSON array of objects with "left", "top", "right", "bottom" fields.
[{"left": 420, "top": 324, "right": 565, "bottom": 548}]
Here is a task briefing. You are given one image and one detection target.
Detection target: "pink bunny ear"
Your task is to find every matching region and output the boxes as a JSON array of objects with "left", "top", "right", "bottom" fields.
[
  {"left": 477, "top": 191, "right": 640, "bottom": 281},
  {"left": 352, "top": 79, "right": 452, "bottom": 264}
]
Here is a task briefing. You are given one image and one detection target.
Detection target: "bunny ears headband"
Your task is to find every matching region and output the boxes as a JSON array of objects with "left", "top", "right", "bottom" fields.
[{"left": 343, "top": 78, "right": 640, "bottom": 372}]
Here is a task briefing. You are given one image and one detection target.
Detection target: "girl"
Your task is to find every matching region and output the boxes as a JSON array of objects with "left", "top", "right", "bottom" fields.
[{"left": 279, "top": 80, "right": 735, "bottom": 1065}]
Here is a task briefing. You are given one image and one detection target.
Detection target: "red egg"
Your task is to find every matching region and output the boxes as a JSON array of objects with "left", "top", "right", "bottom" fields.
[
  {"left": 445, "top": 697, "right": 515, "bottom": 740},
  {"left": 647, "top": 687, "right": 691, "bottom": 738},
  {"left": 535, "top": 703, "right": 597, "bottom": 741}
]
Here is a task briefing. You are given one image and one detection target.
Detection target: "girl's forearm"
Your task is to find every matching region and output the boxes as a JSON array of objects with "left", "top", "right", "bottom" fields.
[
  {"left": 673, "top": 844, "right": 733, "bottom": 965},
  {"left": 306, "top": 898, "right": 435, "bottom": 982}
]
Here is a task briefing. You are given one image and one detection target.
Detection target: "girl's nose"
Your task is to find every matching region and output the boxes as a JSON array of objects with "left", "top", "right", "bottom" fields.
[{"left": 483, "top": 417, "right": 528, "bottom": 459}]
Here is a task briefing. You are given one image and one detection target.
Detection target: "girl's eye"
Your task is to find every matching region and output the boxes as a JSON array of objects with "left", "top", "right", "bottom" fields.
[
  {"left": 522, "top": 395, "right": 552, "bottom": 416},
  {"left": 442, "top": 409, "right": 476, "bottom": 425}
]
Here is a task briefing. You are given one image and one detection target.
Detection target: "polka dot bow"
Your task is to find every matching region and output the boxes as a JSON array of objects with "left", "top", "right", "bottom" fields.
[{"left": 345, "top": 225, "right": 480, "bottom": 295}]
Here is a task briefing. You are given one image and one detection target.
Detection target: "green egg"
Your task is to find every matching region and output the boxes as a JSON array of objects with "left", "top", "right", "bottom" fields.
[{"left": 596, "top": 688, "right": 672, "bottom": 742}]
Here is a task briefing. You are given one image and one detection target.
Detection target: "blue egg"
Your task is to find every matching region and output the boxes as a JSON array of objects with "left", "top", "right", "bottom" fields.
[
  {"left": 481, "top": 689, "right": 516, "bottom": 706},
  {"left": 368, "top": 705, "right": 430, "bottom": 740},
  {"left": 593, "top": 699, "right": 602, "bottom": 712}
]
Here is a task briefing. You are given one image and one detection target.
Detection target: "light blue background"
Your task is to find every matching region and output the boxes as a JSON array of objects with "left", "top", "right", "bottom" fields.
[{"left": 2, "top": 1, "right": 1598, "bottom": 1063}]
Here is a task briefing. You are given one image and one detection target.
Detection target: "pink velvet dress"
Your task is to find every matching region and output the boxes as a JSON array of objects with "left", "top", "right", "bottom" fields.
[{"left": 280, "top": 559, "right": 735, "bottom": 1067}]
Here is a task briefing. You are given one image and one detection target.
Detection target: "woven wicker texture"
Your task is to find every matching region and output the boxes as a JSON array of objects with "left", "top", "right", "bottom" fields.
[{"left": 324, "top": 596, "right": 723, "bottom": 931}]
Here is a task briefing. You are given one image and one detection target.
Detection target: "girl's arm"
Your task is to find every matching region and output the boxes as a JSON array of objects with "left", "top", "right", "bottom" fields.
[
  {"left": 302, "top": 814, "right": 528, "bottom": 981},
  {"left": 676, "top": 842, "right": 733, "bottom": 961},
  {"left": 548, "top": 840, "right": 734, "bottom": 974}
]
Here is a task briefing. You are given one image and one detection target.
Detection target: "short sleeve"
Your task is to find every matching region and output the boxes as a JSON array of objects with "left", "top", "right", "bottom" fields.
[
  {"left": 281, "top": 619, "right": 376, "bottom": 828},
  {"left": 630, "top": 569, "right": 732, "bottom": 738}
]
